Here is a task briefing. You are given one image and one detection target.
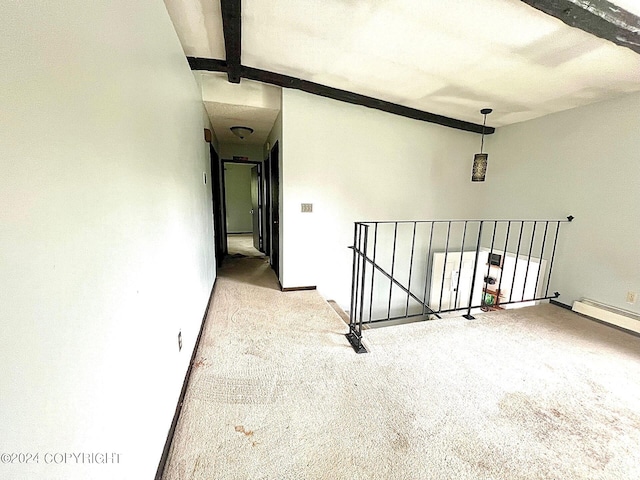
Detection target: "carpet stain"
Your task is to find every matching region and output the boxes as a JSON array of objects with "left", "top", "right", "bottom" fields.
[
  {"left": 549, "top": 407, "right": 562, "bottom": 418},
  {"left": 392, "top": 431, "right": 410, "bottom": 452},
  {"left": 235, "top": 425, "right": 254, "bottom": 436},
  {"left": 498, "top": 390, "right": 626, "bottom": 471},
  {"left": 192, "top": 358, "right": 208, "bottom": 368},
  {"left": 235, "top": 425, "right": 260, "bottom": 447},
  {"left": 452, "top": 428, "right": 511, "bottom": 476}
]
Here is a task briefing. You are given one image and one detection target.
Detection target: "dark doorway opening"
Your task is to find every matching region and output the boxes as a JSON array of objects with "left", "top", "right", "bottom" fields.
[
  {"left": 269, "top": 142, "right": 280, "bottom": 279},
  {"left": 209, "top": 145, "right": 225, "bottom": 268},
  {"left": 209, "top": 144, "right": 280, "bottom": 280}
]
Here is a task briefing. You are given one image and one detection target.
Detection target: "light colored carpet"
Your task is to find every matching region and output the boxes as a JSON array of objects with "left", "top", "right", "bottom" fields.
[
  {"left": 162, "top": 257, "right": 640, "bottom": 480},
  {"left": 227, "top": 234, "right": 265, "bottom": 258}
]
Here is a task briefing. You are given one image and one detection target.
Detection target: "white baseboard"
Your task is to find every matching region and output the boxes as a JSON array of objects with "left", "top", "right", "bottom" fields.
[{"left": 572, "top": 299, "right": 640, "bottom": 335}]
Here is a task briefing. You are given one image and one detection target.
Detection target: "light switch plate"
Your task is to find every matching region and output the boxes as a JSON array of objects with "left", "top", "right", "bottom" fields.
[{"left": 301, "top": 203, "right": 313, "bottom": 213}]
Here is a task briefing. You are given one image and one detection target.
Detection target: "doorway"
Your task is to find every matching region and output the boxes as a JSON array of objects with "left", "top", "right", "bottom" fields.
[
  {"left": 210, "top": 145, "right": 225, "bottom": 267},
  {"left": 211, "top": 147, "right": 280, "bottom": 281},
  {"left": 269, "top": 142, "right": 280, "bottom": 278},
  {"left": 222, "top": 160, "right": 265, "bottom": 258}
]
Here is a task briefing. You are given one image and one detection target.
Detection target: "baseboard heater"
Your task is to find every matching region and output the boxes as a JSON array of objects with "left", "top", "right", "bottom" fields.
[{"left": 572, "top": 298, "right": 640, "bottom": 335}]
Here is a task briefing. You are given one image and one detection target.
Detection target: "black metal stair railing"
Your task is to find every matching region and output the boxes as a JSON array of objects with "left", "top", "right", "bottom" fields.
[{"left": 345, "top": 216, "right": 574, "bottom": 353}]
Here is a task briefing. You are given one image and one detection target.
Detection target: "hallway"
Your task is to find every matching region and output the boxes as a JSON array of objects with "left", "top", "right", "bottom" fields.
[
  {"left": 160, "top": 256, "right": 352, "bottom": 479},
  {"left": 227, "top": 233, "right": 265, "bottom": 258}
]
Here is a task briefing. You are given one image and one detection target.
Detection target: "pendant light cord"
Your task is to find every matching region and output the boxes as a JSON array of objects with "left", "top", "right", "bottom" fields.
[{"left": 480, "top": 113, "right": 487, "bottom": 154}]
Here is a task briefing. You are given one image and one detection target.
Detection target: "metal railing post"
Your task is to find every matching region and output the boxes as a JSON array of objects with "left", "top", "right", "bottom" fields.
[
  {"left": 453, "top": 221, "right": 468, "bottom": 310},
  {"left": 421, "top": 222, "right": 435, "bottom": 316},
  {"left": 368, "top": 223, "right": 378, "bottom": 324},
  {"left": 545, "top": 221, "right": 561, "bottom": 297},
  {"left": 496, "top": 221, "right": 511, "bottom": 300},
  {"left": 357, "top": 225, "right": 369, "bottom": 345},
  {"left": 386, "top": 223, "right": 399, "bottom": 321},
  {"left": 346, "top": 222, "right": 368, "bottom": 353},
  {"left": 522, "top": 221, "right": 538, "bottom": 301},
  {"left": 533, "top": 221, "right": 549, "bottom": 298},
  {"left": 509, "top": 221, "right": 525, "bottom": 303},
  {"left": 438, "top": 221, "right": 452, "bottom": 312},
  {"left": 348, "top": 223, "right": 359, "bottom": 329},
  {"left": 463, "top": 221, "right": 483, "bottom": 320}
]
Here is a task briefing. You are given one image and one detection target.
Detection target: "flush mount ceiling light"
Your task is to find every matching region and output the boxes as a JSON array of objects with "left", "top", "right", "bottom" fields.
[
  {"left": 471, "top": 108, "right": 492, "bottom": 182},
  {"left": 230, "top": 126, "right": 254, "bottom": 140}
]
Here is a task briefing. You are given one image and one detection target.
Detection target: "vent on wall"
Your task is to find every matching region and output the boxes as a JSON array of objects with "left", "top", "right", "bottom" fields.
[{"left": 572, "top": 299, "right": 640, "bottom": 335}]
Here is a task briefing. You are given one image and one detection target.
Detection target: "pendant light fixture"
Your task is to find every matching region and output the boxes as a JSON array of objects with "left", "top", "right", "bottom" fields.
[
  {"left": 471, "top": 108, "right": 492, "bottom": 182},
  {"left": 230, "top": 126, "right": 254, "bottom": 140}
]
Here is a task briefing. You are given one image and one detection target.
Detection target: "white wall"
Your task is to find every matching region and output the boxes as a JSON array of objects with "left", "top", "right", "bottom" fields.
[
  {"left": 219, "top": 143, "right": 264, "bottom": 161},
  {"left": 280, "top": 89, "right": 486, "bottom": 306},
  {"left": 224, "top": 163, "right": 254, "bottom": 233},
  {"left": 278, "top": 89, "right": 640, "bottom": 315},
  {"left": 486, "top": 92, "right": 640, "bottom": 314},
  {"left": 0, "top": 1, "right": 215, "bottom": 479}
]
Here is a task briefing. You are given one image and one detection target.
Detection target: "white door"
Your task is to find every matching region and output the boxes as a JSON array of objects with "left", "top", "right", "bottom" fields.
[{"left": 429, "top": 251, "right": 484, "bottom": 312}]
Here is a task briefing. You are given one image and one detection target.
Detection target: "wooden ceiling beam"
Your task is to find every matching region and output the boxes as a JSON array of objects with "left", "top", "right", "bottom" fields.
[
  {"left": 187, "top": 57, "right": 227, "bottom": 72},
  {"left": 220, "top": 0, "right": 242, "bottom": 83},
  {"left": 186, "top": 57, "right": 494, "bottom": 135},
  {"left": 241, "top": 66, "right": 495, "bottom": 134},
  {"left": 521, "top": 0, "right": 640, "bottom": 54}
]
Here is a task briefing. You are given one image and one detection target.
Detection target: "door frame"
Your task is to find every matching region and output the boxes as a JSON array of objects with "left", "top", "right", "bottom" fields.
[
  {"left": 221, "top": 158, "right": 265, "bottom": 254},
  {"left": 209, "top": 145, "right": 225, "bottom": 267},
  {"left": 262, "top": 154, "right": 271, "bottom": 257},
  {"left": 249, "top": 164, "right": 262, "bottom": 251},
  {"left": 269, "top": 142, "right": 280, "bottom": 279}
]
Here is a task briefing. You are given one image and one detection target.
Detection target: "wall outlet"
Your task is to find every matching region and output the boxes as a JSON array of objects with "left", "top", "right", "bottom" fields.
[
  {"left": 178, "top": 330, "right": 183, "bottom": 351},
  {"left": 627, "top": 291, "right": 637, "bottom": 304},
  {"left": 301, "top": 203, "right": 313, "bottom": 213}
]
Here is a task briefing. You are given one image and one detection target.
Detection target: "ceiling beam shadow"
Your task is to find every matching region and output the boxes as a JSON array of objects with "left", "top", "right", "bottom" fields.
[
  {"left": 220, "top": 0, "right": 242, "bottom": 83},
  {"left": 521, "top": 0, "right": 640, "bottom": 55},
  {"left": 186, "top": 57, "right": 494, "bottom": 135}
]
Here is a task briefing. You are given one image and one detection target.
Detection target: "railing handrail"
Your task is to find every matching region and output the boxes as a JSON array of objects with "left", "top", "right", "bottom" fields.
[
  {"left": 345, "top": 215, "right": 574, "bottom": 353},
  {"left": 354, "top": 216, "right": 574, "bottom": 225}
]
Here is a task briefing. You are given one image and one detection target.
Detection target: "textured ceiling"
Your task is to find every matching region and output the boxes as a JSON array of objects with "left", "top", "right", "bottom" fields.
[
  {"left": 204, "top": 101, "right": 280, "bottom": 146},
  {"left": 197, "top": 73, "right": 281, "bottom": 146},
  {"left": 165, "top": 0, "right": 640, "bottom": 131}
]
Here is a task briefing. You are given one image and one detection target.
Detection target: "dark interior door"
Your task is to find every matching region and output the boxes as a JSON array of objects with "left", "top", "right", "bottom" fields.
[
  {"left": 250, "top": 165, "right": 261, "bottom": 251},
  {"left": 270, "top": 142, "right": 280, "bottom": 278},
  {"left": 262, "top": 156, "right": 270, "bottom": 255},
  {"left": 210, "top": 145, "right": 224, "bottom": 267}
]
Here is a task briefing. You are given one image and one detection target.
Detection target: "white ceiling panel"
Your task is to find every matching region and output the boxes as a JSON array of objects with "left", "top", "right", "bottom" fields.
[
  {"left": 163, "top": 0, "right": 225, "bottom": 58},
  {"left": 165, "top": 0, "right": 640, "bottom": 131}
]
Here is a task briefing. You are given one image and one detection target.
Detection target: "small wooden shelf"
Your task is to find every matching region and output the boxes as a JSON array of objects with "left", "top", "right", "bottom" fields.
[{"left": 482, "top": 287, "right": 504, "bottom": 311}]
